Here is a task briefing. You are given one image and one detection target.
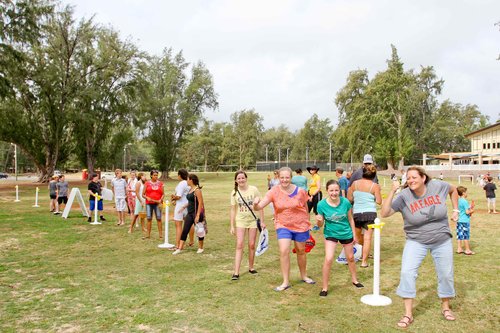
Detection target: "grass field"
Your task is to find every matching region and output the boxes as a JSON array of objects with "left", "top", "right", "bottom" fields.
[{"left": 0, "top": 172, "right": 499, "bottom": 332}]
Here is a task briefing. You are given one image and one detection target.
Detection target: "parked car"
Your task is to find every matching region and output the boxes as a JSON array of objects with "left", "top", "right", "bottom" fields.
[{"left": 0, "top": 172, "right": 8, "bottom": 179}]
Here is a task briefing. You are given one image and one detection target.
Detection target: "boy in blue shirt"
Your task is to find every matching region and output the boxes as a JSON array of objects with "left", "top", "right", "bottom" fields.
[{"left": 456, "top": 186, "right": 474, "bottom": 255}]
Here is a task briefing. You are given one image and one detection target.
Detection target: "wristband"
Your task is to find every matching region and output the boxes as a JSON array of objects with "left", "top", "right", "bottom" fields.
[{"left": 452, "top": 209, "right": 459, "bottom": 213}]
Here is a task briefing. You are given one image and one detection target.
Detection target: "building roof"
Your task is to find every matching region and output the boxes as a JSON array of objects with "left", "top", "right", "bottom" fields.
[{"left": 465, "top": 123, "right": 500, "bottom": 139}]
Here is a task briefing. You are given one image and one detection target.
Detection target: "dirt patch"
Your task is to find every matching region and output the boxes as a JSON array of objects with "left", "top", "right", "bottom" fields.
[
  {"left": 0, "top": 238, "right": 20, "bottom": 253},
  {"left": 56, "top": 324, "right": 81, "bottom": 333}
]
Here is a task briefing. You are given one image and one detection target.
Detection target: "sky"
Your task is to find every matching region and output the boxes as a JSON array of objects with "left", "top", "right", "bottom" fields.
[{"left": 63, "top": 0, "right": 500, "bottom": 131}]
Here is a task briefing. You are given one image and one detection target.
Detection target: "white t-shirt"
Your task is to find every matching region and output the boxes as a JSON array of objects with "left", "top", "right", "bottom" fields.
[
  {"left": 175, "top": 180, "right": 190, "bottom": 205},
  {"left": 128, "top": 178, "right": 138, "bottom": 197},
  {"left": 112, "top": 178, "right": 127, "bottom": 199}
]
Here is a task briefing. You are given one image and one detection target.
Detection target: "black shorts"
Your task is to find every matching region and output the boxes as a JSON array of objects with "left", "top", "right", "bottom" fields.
[
  {"left": 50, "top": 194, "right": 57, "bottom": 200},
  {"left": 354, "top": 212, "right": 377, "bottom": 230},
  {"left": 325, "top": 237, "right": 354, "bottom": 244},
  {"left": 58, "top": 196, "right": 68, "bottom": 204}
]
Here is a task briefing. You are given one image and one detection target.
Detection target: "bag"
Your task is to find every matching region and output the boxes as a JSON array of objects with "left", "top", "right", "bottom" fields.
[
  {"left": 292, "top": 234, "right": 316, "bottom": 253},
  {"left": 255, "top": 228, "right": 269, "bottom": 256},
  {"left": 195, "top": 221, "right": 206, "bottom": 238},
  {"left": 237, "top": 190, "right": 261, "bottom": 231},
  {"left": 336, "top": 243, "right": 362, "bottom": 264}
]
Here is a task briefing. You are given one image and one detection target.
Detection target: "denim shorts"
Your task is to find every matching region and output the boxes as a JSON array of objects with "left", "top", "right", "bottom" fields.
[
  {"left": 276, "top": 228, "right": 310, "bottom": 242},
  {"left": 146, "top": 203, "right": 162, "bottom": 220}
]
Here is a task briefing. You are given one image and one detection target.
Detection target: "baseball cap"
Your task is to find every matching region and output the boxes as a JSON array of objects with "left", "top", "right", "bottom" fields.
[{"left": 363, "top": 154, "right": 374, "bottom": 164}]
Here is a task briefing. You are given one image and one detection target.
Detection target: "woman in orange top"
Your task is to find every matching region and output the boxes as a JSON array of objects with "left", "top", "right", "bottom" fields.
[{"left": 253, "top": 167, "right": 315, "bottom": 291}]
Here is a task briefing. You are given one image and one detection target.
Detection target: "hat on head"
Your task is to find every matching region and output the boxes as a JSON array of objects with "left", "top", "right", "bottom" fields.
[
  {"left": 363, "top": 154, "right": 374, "bottom": 164},
  {"left": 306, "top": 165, "right": 320, "bottom": 173}
]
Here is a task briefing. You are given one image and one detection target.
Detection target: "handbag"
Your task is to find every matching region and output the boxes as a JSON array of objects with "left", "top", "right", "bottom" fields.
[{"left": 236, "top": 190, "right": 262, "bottom": 232}]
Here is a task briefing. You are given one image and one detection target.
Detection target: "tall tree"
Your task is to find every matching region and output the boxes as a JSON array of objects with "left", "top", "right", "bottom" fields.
[
  {"left": 228, "top": 109, "right": 264, "bottom": 170},
  {"left": 260, "top": 125, "right": 295, "bottom": 162},
  {"left": 294, "top": 114, "right": 333, "bottom": 163},
  {"left": 0, "top": 5, "right": 93, "bottom": 181},
  {"left": 179, "top": 120, "right": 225, "bottom": 171},
  {"left": 137, "top": 49, "right": 218, "bottom": 178},
  {"left": 334, "top": 46, "right": 491, "bottom": 168},
  {"left": 71, "top": 25, "right": 138, "bottom": 176},
  {"left": 366, "top": 46, "right": 416, "bottom": 169},
  {"left": 333, "top": 69, "right": 370, "bottom": 162}
]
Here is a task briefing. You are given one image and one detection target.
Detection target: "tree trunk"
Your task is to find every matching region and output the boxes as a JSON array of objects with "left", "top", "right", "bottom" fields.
[
  {"left": 160, "top": 170, "right": 169, "bottom": 180},
  {"left": 398, "top": 157, "right": 405, "bottom": 171}
]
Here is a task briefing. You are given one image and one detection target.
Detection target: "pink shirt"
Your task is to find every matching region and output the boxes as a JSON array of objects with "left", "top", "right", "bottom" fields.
[{"left": 265, "top": 185, "right": 311, "bottom": 232}]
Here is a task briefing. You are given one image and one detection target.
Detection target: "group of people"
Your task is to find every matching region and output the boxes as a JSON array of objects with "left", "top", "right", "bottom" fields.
[
  {"left": 86, "top": 169, "right": 206, "bottom": 254},
  {"left": 231, "top": 155, "right": 464, "bottom": 329},
  {"left": 49, "top": 157, "right": 495, "bottom": 329}
]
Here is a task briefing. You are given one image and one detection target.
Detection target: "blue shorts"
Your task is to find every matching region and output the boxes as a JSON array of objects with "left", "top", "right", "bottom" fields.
[
  {"left": 146, "top": 204, "right": 162, "bottom": 220},
  {"left": 276, "top": 228, "right": 310, "bottom": 242},
  {"left": 457, "top": 222, "right": 470, "bottom": 240},
  {"left": 89, "top": 199, "right": 103, "bottom": 211}
]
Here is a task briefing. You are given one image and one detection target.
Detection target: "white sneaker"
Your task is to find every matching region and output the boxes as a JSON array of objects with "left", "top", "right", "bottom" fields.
[
  {"left": 197, "top": 248, "right": 204, "bottom": 254},
  {"left": 172, "top": 249, "right": 182, "bottom": 255}
]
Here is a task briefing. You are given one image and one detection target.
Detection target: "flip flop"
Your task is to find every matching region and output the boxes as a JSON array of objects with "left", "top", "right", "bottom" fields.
[
  {"left": 301, "top": 278, "right": 316, "bottom": 285},
  {"left": 464, "top": 251, "right": 475, "bottom": 255},
  {"left": 456, "top": 251, "right": 464, "bottom": 254},
  {"left": 273, "top": 285, "right": 291, "bottom": 292},
  {"left": 442, "top": 309, "right": 456, "bottom": 321},
  {"left": 360, "top": 264, "right": 370, "bottom": 268},
  {"left": 397, "top": 315, "right": 414, "bottom": 329}
]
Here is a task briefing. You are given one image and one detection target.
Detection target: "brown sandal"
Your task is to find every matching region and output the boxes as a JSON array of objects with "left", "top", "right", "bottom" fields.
[
  {"left": 397, "top": 315, "right": 414, "bottom": 329},
  {"left": 442, "top": 309, "right": 456, "bottom": 321}
]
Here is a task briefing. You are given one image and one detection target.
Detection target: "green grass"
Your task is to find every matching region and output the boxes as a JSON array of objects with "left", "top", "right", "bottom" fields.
[{"left": 0, "top": 173, "right": 499, "bottom": 332}]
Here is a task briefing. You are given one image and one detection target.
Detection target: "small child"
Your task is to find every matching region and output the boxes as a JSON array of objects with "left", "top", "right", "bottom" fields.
[
  {"left": 111, "top": 169, "right": 128, "bottom": 226},
  {"left": 48, "top": 175, "right": 59, "bottom": 213},
  {"left": 483, "top": 177, "right": 497, "bottom": 214},
  {"left": 456, "top": 186, "right": 475, "bottom": 255},
  {"left": 88, "top": 173, "right": 106, "bottom": 222}
]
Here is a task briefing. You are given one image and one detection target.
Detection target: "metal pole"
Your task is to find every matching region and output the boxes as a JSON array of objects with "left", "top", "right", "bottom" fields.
[
  {"left": 329, "top": 142, "right": 332, "bottom": 172},
  {"left": 14, "top": 144, "right": 18, "bottom": 181},
  {"left": 278, "top": 145, "right": 281, "bottom": 168},
  {"left": 123, "top": 146, "right": 126, "bottom": 171},
  {"left": 286, "top": 148, "right": 290, "bottom": 166},
  {"left": 265, "top": 144, "right": 268, "bottom": 163},
  {"left": 306, "top": 146, "right": 309, "bottom": 168}
]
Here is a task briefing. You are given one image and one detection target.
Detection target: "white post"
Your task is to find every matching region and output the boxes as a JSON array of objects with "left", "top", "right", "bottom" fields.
[
  {"left": 158, "top": 201, "right": 175, "bottom": 249},
  {"left": 14, "top": 185, "right": 20, "bottom": 202},
  {"left": 90, "top": 194, "right": 102, "bottom": 225},
  {"left": 361, "top": 218, "right": 392, "bottom": 306},
  {"left": 33, "top": 187, "right": 40, "bottom": 207}
]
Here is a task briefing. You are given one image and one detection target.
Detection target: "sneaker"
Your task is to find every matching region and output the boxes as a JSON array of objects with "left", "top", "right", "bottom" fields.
[
  {"left": 248, "top": 269, "right": 258, "bottom": 274},
  {"left": 319, "top": 290, "right": 328, "bottom": 297},
  {"left": 53, "top": 211, "right": 60, "bottom": 215},
  {"left": 231, "top": 274, "right": 239, "bottom": 281},
  {"left": 353, "top": 282, "right": 364, "bottom": 289},
  {"left": 87, "top": 217, "right": 92, "bottom": 223},
  {"left": 100, "top": 216, "right": 106, "bottom": 221},
  {"left": 172, "top": 249, "right": 182, "bottom": 255},
  {"left": 312, "top": 225, "right": 320, "bottom": 231},
  {"left": 196, "top": 248, "right": 204, "bottom": 254}
]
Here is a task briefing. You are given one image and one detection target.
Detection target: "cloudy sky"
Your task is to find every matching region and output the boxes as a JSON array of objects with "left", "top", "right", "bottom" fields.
[{"left": 64, "top": 0, "right": 500, "bottom": 130}]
